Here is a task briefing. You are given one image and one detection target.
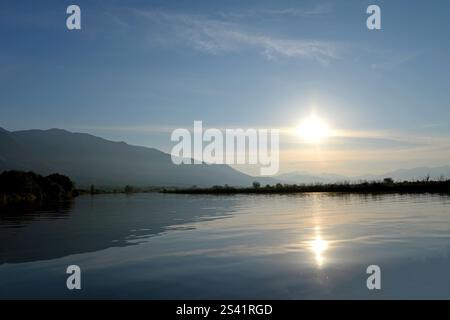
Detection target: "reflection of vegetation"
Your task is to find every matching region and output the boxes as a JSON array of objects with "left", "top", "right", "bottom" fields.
[
  {"left": 0, "top": 171, "right": 77, "bottom": 206},
  {"left": 0, "top": 200, "right": 73, "bottom": 224},
  {"left": 162, "top": 178, "right": 450, "bottom": 195}
]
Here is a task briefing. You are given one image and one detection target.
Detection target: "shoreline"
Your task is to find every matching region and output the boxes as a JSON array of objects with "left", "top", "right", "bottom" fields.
[{"left": 161, "top": 180, "right": 450, "bottom": 195}]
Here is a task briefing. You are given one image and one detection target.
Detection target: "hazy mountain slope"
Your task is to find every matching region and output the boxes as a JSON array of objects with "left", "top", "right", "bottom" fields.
[
  {"left": 0, "top": 128, "right": 271, "bottom": 187},
  {"left": 358, "top": 166, "right": 450, "bottom": 182},
  {"left": 3, "top": 127, "right": 447, "bottom": 187},
  {"left": 0, "top": 127, "right": 51, "bottom": 172},
  {"left": 278, "top": 167, "right": 450, "bottom": 184},
  {"left": 276, "top": 172, "right": 348, "bottom": 184}
]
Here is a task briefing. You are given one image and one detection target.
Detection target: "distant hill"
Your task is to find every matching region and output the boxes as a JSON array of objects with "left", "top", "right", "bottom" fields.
[
  {"left": 358, "top": 166, "right": 450, "bottom": 182},
  {"left": 0, "top": 127, "right": 274, "bottom": 187},
  {"left": 2, "top": 127, "right": 448, "bottom": 187},
  {"left": 276, "top": 172, "right": 347, "bottom": 184},
  {"left": 277, "top": 166, "right": 450, "bottom": 184}
]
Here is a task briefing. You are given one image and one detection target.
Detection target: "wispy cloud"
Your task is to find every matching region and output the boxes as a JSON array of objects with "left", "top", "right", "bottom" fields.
[
  {"left": 134, "top": 10, "right": 339, "bottom": 65},
  {"left": 218, "top": 3, "right": 333, "bottom": 19},
  {"left": 261, "top": 3, "right": 333, "bottom": 17},
  {"left": 370, "top": 51, "right": 420, "bottom": 70}
]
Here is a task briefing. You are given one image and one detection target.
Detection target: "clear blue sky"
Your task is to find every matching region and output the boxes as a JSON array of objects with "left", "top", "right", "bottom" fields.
[{"left": 1, "top": 0, "right": 450, "bottom": 175}]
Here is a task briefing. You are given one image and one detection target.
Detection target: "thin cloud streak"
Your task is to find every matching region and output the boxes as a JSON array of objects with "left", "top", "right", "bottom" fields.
[
  {"left": 218, "top": 3, "right": 333, "bottom": 19},
  {"left": 73, "top": 124, "right": 450, "bottom": 152},
  {"left": 262, "top": 3, "right": 333, "bottom": 17},
  {"left": 134, "top": 10, "right": 339, "bottom": 64}
]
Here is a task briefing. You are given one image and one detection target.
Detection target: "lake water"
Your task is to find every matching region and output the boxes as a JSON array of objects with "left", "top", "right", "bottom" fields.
[{"left": 1, "top": 193, "right": 450, "bottom": 299}]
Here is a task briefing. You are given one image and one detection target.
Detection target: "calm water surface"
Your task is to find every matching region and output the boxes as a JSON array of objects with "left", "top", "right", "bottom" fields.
[{"left": 1, "top": 193, "right": 450, "bottom": 299}]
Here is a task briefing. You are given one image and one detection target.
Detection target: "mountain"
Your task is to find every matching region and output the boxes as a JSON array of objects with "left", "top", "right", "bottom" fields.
[
  {"left": 0, "top": 127, "right": 273, "bottom": 187},
  {"left": 2, "top": 127, "right": 447, "bottom": 187},
  {"left": 276, "top": 172, "right": 348, "bottom": 184},
  {"left": 278, "top": 166, "right": 450, "bottom": 184},
  {"left": 358, "top": 166, "right": 450, "bottom": 182}
]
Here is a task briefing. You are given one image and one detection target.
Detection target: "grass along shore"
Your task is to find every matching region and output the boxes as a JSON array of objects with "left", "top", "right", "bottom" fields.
[{"left": 161, "top": 178, "right": 450, "bottom": 195}]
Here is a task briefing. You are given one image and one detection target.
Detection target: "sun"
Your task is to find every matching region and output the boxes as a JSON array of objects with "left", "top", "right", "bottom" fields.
[{"left": 295, "top": 115, "right": 331, "bottom": 144}]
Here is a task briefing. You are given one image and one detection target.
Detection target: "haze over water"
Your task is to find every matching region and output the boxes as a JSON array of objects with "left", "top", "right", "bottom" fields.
[{"left": 1, "top": 193, "right": 450, "bottom": 299}]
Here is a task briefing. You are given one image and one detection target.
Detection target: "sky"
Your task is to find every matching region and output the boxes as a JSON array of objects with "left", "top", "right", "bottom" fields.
[{"left": 1, "top": 0, "right": 450, "bottom": 176}]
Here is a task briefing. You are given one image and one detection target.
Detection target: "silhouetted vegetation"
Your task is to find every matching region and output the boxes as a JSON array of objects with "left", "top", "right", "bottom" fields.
[
  {"left": 124, "top": 185, "right": 135, "bottom": 194},
  {"left": 0, "top": 171, "right": 77, "bottom": 206},
  {"left": 162, "top": 178, "right": 450, "bottom": 195},
  {"left": 77, "top": 185, "right": 163, "bottom": 195}
]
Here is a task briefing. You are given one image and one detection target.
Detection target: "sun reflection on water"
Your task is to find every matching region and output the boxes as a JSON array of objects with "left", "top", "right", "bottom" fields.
[{"left": 308, "top": 227, "right": 329, "bottom": 268}]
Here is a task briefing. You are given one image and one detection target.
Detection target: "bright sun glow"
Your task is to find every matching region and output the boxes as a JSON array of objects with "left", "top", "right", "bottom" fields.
[{"left": 296, "top": 115, "right": 331, "bottom": 144}]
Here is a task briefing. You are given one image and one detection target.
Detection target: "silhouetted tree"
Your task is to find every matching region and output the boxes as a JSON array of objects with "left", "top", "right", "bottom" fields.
[
  {"left": 124, "top": 185, "right": 134, "bottom": 194},
  {"left": 47, "top": 173, "right": 75, "bottom": 194},
  {"left": 252, "top": 181, "right": 261, "bottom": 189},
  {"left": 0, "top": 171, "right": 76, "bottom": 205}
]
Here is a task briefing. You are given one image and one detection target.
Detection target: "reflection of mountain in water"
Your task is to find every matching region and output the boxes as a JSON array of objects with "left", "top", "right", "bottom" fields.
[{"left": 0, "top": 193, "right": 236, "bottom": 264}]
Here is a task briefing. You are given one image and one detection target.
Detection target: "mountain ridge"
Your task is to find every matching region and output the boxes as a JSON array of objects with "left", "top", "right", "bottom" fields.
[
  {"left": 0, "top": 127, "right": 275, "bottom": 187},
  {"left": 2, "top": 127, "right": 449, "bottom": 187},
  {"left": 277, "top": 166, "right": 450, "bottom": 184}
]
